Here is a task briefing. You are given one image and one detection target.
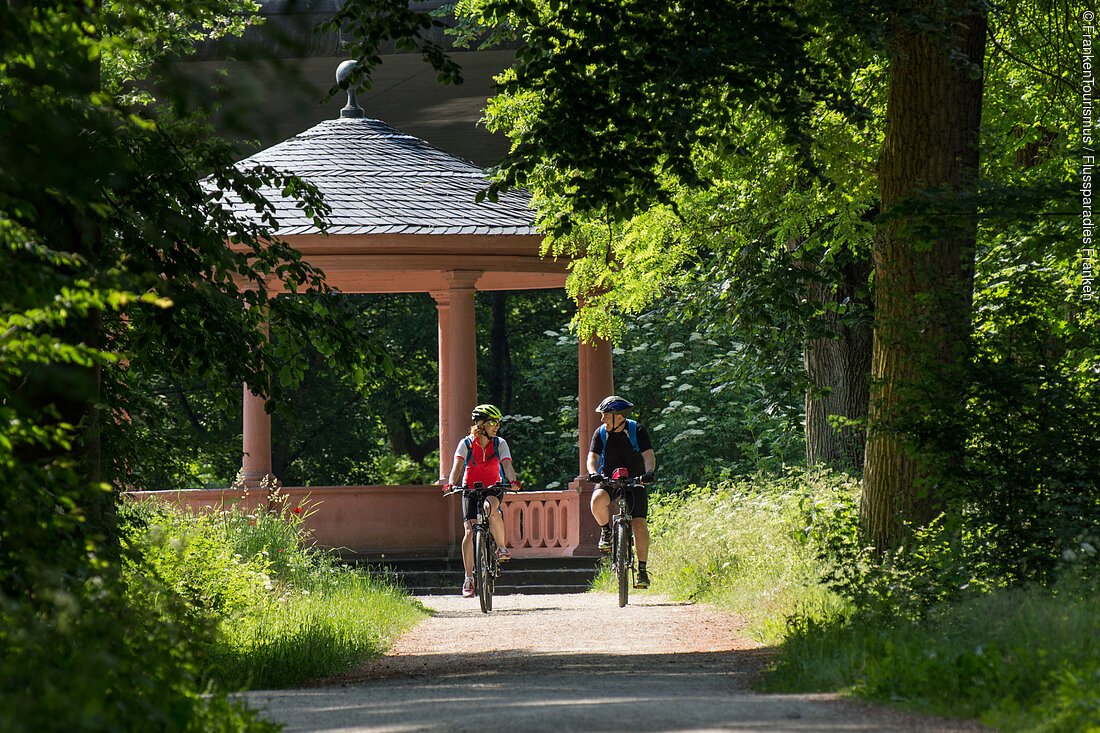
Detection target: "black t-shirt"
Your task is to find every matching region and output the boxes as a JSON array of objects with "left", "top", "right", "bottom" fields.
[{"left": 589, "top": 423, "right": 652, "bottom": 477}]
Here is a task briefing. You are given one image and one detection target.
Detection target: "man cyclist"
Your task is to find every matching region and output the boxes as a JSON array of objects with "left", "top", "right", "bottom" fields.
[
  {"left": 442, "top": 404, "right": 522, "bottom": 598},
  {"left": 587, "top": 395, "right": 656, "bottom": 589}
]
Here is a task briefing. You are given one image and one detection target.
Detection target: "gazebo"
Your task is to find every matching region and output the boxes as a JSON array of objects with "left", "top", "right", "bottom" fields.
[{"left": 146, "top": 66, "right": 614, "bottom": 558}]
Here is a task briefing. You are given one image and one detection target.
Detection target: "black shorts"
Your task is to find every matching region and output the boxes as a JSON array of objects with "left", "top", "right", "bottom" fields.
[
  {"left": 598, "top": 482, "right": 649, "bottom": 519},
  {"left": 463, "top": 487, "right": 506, "bottom": 522}
]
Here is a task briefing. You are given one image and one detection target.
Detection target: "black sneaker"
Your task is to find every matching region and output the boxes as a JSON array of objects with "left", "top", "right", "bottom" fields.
[
  {"left": 634, "top": 569, "right": 650, "bottom": 589},
  {"left": 598, "top": 526, "right": 612, "bottom": 553}
]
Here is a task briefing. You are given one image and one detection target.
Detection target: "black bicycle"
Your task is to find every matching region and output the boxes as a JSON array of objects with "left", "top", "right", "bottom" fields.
[
  {"left": 445, "top": 481, "right": 514, "bottom": 613},
  {"left": 591, "top": 468, "right": 646, "bottom": 607}
]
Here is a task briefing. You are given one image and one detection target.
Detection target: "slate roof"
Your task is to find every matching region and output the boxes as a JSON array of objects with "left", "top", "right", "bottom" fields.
[{"left": 218, "top": 117, "right": 537, "bottom": 236}]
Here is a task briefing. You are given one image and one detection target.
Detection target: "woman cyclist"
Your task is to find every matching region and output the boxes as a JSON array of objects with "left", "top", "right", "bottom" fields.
[{"left": 442, "top": 404, "right": 522, "bottom": 598}]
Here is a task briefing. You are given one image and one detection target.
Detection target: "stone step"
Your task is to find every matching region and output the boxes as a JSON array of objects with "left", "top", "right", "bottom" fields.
[
  {"left": 410, "top": 584, "right": 594, "bottom": 597},
  {"left": 342, "top": 554, "right": 602, "bottom": 571},
  {"left": 343, "top": 554, "right": 605, "bottom": 596}
]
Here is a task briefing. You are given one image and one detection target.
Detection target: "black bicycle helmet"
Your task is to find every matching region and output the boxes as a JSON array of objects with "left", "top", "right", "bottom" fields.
[
  {"left": 596, "top": 395, "right": 633, "bottom": 414},
  {"left": 471, "top": 403, "right": 503, "bottom": 422}
]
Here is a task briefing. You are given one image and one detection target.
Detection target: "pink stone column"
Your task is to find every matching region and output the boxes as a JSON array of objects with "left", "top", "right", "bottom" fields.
[
  {"left": 432, "top": 271, "right": 481, "bottom": 556},
  {"left": 241, "top": 305, "right": 274, "bottom": 489},
  {"left": 577, "top": 341, "right": 590, "bottom": 477},
  {"left": 241, "top": 382, "right": 273, "bottom": 487},
  {"left": 579, "top": 336, "right": 614, "bottom": 466},
  {"left": 432, "top": 271, "right": 481, "bottom": 479},
  {"left": 569, "top": 335, "right": 614, "bottom": 555},
  {"left": 434, "top": 292, "right": 453, "bottom": 479}
]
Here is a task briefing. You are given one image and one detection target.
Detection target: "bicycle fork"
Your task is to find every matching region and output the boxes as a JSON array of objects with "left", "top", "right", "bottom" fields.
[{"left": 617, "top": 518, "right": 634, "bottom": 577}]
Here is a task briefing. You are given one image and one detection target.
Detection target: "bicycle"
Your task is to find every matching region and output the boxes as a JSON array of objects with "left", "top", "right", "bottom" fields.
[
  {"left": 590, "top": 468, "right": 646, "bottom": 607},
  {"left": 444, "top": 480, "right": 514, "bottom": 613}
]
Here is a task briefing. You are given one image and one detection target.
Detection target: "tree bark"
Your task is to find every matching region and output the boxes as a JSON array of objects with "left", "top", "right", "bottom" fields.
[
  {"left": 804, "top": 258, "right": 873, "bottom": 470},
  {"left": 862, "top": 0, "right": 988, "bottom": 550}
]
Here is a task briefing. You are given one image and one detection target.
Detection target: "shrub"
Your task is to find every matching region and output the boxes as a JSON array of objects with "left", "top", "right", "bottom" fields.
[
  {"left": 639, "top": 467, "right": 854, "bottom": 642},
  {"left": 118, "top": 493, "right": 425, "bottom": 691},
  {"left": 1, "top": 561, "right": 277, "bottom": 733}
]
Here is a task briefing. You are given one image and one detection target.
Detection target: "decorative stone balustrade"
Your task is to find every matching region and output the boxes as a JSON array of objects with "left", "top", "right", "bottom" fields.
[
  {"left": 502, "top": 490, "right": 580, "bottom": 557},
  {"left": 124, "top": 484, "right": 596, "bottom": 558}
]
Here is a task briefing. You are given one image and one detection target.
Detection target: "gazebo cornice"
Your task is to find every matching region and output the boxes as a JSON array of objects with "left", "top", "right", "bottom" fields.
[
  {"left": 231, "top": 232, "right": 568, "bottom": 294},
  {"left": 230, "top": 232, "right": 548, "bottom": 256}
]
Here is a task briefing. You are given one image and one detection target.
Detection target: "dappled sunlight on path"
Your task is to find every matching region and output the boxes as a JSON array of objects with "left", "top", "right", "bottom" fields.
[{"left": 245, "top": 593, "right": 990, "bottom": 733}]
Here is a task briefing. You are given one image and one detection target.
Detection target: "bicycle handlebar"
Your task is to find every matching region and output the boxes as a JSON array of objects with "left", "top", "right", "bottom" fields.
[
  {"left": 442, "top": 481, "right": 517, "bottom": 497},
  {"left": 587, "top": 472, "right": 653, "bottom": 485}
]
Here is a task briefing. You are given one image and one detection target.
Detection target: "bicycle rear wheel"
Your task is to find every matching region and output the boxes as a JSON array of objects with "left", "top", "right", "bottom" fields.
[
  {"left": 615, "top": 519, "right": 631, "bottom": 607},
  {"left": 475, "top": 528, "right": 493, "bottom": 613}
]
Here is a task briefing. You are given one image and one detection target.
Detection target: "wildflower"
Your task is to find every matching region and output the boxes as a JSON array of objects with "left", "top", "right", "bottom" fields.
[{"left": 293, "top": 506, "right": 302, "bottom": 514}]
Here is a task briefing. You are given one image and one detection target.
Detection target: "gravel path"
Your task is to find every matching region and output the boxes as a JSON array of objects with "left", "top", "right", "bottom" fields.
[{"left": 244, "top": 591, "right": 992, "bottom": 733}]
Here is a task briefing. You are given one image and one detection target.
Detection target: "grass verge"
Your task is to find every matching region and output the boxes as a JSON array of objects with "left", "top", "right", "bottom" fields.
[
  {"left": 209, "top": 566, "right": 425, "bottom": 689},
  {"left": 120, "top": 492, "right": 426, "bottom": 691},
  {"left": 765, "top": 577, "right": 1100, "bottom": 732},
  {"left": 634, "top": 467, "right": 1100, "bottom": 732},
  {"left": 638, "top": 467, "right": 852, "bottom": 643}
]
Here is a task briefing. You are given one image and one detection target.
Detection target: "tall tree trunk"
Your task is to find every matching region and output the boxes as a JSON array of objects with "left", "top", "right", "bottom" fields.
[
  {"left": 804, "top": 258, "right": 873, "bottom": 470},
  {"left": 488, "top": 292, "right": 513, "bottom": 411},
  {"left": 862, "top": 0, "right": 988, "bottom": 550}
]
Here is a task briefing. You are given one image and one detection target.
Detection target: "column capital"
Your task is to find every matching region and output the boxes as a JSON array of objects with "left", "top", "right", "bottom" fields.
[{"left": 430, "top": 270, "right": 483, "bottom": 302}]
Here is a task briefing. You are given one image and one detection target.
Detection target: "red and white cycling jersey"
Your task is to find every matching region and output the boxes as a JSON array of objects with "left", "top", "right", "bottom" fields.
[{"left": 454, "top": 435, "right": 512, "bottom": 487}]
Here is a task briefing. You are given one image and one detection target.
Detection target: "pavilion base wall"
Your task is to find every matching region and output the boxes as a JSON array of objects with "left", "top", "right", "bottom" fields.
[{"left": 124, "top": 485, "right": 600, "bottom": 559}]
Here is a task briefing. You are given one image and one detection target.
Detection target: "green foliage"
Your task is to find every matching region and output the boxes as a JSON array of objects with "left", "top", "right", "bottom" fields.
[
  {"left": 322, "top": 0, "right": 463, "bottom": 95},
  {"left": 2, "top": 526, "right": 278, "bottom": 733},
  {"left": 639, "top": 468, "right": 853, "bottom": 642},
  {"left": 957, "top": 250, "right": 1100, "bottom": 584},
  {"left": 468, "top": 0, "right": 873, "bottom": 227},
  {"left": 498, "top": 410, "right": 577, "bottom": 489},
  {"left": 101, "top": 0, "right": 264, "bottom": 102},
  {"left": 943, "top": 0, "right": 1099, "bottom": 581},
  {"left": 373, "top": 452, "right": 439, "bottom": 485},
  {"left": 265, "top": 294, "right": 431, "bottom": 487},
  {"left": 121, "top": 289, "right": 581, "bottom": 490},
  {"left": 0, "top": 0, "right": 462, "bottom": 726},
  {"left": 209, "top": 567, "right": 423, "bottom": 689},
  {"left": 490, "top": 291, "right": 581, "bottom": 488},
  {"left": 612, "top": 307, "right": 805, "bottom": 483},
  {"left": 767, "top": 578, "right": 1100, "bottom": 732},
  {"left": 502, "top": 295, "right": 807, "bottom": 487},
  {"left": 857, "top": 6, "right": 1098, "bottom": 578},
  {"left": 119, "top": 495, "right": 425, "bottom": 691},
  {"left": 637, "top": 466, "right": 1100, "bottom": 730},
  {"left": 451, "top": 0, "right": 883, "bottom": 346},
  {"left": 463, "top": 0, "right": 1092, "bottom": 565}
]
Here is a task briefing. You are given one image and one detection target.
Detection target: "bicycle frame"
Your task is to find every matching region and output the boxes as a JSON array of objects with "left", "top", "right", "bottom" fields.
[
  {"left": 594, "top": 469, "right": 643, "bottom": 607},
  {"left": 445, "top": 481, "right": 513, "bottom": 613},
  {"left": 611, "top": 482, "right": 635, "bottom": 608}
]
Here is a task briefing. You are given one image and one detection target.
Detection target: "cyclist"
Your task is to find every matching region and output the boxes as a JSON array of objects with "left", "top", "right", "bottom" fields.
[
  {"left": 442, "top": 403, "right": 522, "bottom": 598},
  {"left": 587, "top": 395, "right": 656, "bottom": 589}
]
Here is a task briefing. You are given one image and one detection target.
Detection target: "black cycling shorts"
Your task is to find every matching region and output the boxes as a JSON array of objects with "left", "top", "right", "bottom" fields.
[
  {"left": 598, "top": 482, "right": 649, "bottom": 519},
  {"left": 463, "top": 487, "right": 506, "bottom": 522}
]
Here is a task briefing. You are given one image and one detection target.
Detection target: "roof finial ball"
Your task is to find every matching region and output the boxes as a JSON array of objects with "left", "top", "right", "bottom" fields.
[{"left": 336, "top": 60, "right": 365, "bottom": 119}]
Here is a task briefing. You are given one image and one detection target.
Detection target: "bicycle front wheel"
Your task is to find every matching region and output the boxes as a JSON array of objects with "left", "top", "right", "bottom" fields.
[
  {"left": 475, "top": 528, "right": 493, "bottom": 613},
  {"left": 615, "top": 519, "right": 631, "bottom": 608}
]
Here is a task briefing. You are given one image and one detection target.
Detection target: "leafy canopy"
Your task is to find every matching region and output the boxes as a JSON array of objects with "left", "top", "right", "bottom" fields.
[{"left": 469, "top": 0, "right": 875, "bottom": 230}]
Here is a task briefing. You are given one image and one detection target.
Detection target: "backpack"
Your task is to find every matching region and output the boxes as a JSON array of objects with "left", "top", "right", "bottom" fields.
[
  {"left": 597, "top": 419, "right": 639, "bottom": 473},
  {"left": 462, "top": 435, "right": 506, "bottom": 483}
]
